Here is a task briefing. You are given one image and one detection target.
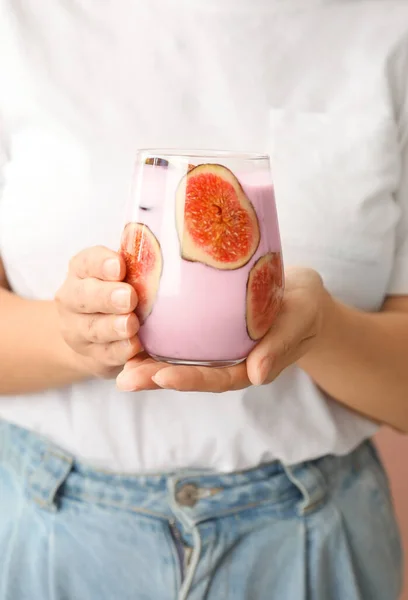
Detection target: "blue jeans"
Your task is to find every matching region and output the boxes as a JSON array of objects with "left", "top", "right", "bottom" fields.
[{"left": 0, "top": 421, "right": 403, "bottom": 600}]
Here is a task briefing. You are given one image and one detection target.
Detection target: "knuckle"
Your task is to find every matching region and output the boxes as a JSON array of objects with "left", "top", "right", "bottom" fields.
[
  {"left": 68, "top": 255, "right": 77, "bottom": 274},
  {"left": 102, "top": 342, "right": 122, "bottom": 367},
  {"left": 86, "top": 282, "right": 109, "bottom": 314},
  {"left": 70, "top": 252, "right": 86, "bottom": 277},
  {"left": 73, "top": 281, "right": 87, "bottom": 311},
  {"left": 226, "top": 370, "right": 236, "bottom": 391},
  {"left": 98, "top": 284, "right": 112, "bottom": 311},
  {"left": 78, "top": 253, "right": 90, "bottom": 278},
  {"left": 92, "top": 337, "right": 134, "bottom": 369},
  {"left": 71, "top": 249, "right": 94, "bottom": 278},
  {"left": 86, "top": 314, "right": 100, "bottom": 343},
  {"left": 280, "top": 339, "right": 292, "bottom": 357}
]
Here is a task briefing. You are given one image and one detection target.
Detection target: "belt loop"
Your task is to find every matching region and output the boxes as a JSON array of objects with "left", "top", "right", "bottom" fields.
[
  {"left": 27, "top": 448, "right": 74, "bottom": 512},
  {"left": 282, "top": 461, "right": 327, "bottom": 516}
]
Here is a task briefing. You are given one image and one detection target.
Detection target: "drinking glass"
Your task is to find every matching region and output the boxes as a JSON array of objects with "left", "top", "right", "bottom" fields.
[{"left": 119, "top": 149, "right": 284, "bottom": 367}]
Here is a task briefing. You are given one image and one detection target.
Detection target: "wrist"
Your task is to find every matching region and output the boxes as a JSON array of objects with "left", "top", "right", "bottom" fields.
[
  {"left": 317, "top": 288, "right": 340, "bottom": 349},
  {"left": 300, "top": 287, "right": 341, "bottom": 367}
]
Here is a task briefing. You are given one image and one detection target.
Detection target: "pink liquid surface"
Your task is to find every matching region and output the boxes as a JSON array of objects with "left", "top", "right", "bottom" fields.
[{"left": 126, "top": 164, "right": 282, "bottom": 363}]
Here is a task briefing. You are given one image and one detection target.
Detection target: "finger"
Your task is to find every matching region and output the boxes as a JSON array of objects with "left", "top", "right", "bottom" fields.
[
  {"left": 77, "top": 312, "right": 139, "bottom": 344},
  {"left": 122, "top": 352, "right": 157, "bottom": 371},
  {"left": 247, "top": 303, "right": 316, "bottom": 386},
  {"left": 151, "top": 362, "right": 250, "bottom": 393},
  {"left": 117, "top": 356, "right": 250, "bottom": 393},
  {"left": 90, "top": 335, "right": 142, "bottom": 367},
  {"left": 262, "top": 336, "right": 316, "bottom": 385},
  {"left": 64, "top": 279, "right": 137, "bottom": 314},
  {"left": 116, "top": 354, "right": 166, "bottom": 391},
  {"left": 69, "top": 246, "right": 126, "bottom": 282}
]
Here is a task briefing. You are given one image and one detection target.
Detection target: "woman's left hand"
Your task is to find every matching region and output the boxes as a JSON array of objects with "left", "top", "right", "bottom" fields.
[{"left": 116, "top": 267, "right": 332, "bottom": 393}]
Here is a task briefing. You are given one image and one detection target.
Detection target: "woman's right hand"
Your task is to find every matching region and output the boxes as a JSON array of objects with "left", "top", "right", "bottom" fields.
[{"left": 55, "top": 246, "right": 141, "bottom": 379}]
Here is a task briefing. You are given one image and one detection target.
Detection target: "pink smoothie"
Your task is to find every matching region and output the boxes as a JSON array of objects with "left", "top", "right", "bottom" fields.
[{"left": 125, "top": 163, "right": 282, "bottom": 364}]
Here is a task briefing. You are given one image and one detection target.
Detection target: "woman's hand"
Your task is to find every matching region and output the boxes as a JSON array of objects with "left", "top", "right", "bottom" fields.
[
  {"left": 55, "top": 246, "right": 142, "bottom": 379},
  {"left": 116, "top": 267, "right": 331, "bottom": 392}
]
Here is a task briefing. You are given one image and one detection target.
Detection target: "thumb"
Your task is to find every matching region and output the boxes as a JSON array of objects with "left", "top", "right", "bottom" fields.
[{"left": 246, "top": 305, "right": 314, "bottom": 386}]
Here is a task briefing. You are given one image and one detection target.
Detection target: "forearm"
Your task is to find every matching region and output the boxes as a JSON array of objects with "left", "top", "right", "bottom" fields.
[
  {"left": 299, "top": 292, "right": 408, "bottom": 431},
  {"left": 0, "top": 288, "right": 88, "bottom": 394}
]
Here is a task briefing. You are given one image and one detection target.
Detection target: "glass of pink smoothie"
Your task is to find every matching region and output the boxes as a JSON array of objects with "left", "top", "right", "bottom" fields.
[{"left": 120, "top": 150, "right": 284, "bottom": 367}]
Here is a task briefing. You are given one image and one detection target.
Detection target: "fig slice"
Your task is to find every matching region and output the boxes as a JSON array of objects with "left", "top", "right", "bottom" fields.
[
  {"left": 176, "top": 164, "right": 260, "bottom": 270},
  {"left": 120, "top": 223, "right": 163, "bottom": 324},
  {"left": 246, "top": 252, "right": 284, "bottom": 341}
]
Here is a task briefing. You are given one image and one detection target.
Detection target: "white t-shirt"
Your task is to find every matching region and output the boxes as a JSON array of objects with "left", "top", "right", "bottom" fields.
[{"left": 0, "top": 0, "right": 408, "bottom": 473}]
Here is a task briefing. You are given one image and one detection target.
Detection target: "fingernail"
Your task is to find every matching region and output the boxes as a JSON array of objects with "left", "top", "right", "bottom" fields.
[
  {"left": 112, "top": 288, "right": 131, "bottom": 310},
  {"left": 152, "top": 373, "right": 171, "bottom": 389},
  {"left": 255, "top": 356, "right": 273, "bottom": 386},
  {"left": 103, "top": 258, "right": 121, "bottom": 279},
  {"left": 114, "top": 315, "right": 129, "bottom": 335}
]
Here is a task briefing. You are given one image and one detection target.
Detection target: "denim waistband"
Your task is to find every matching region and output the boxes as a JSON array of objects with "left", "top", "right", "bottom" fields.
[{"left": 0, "top": 420, "right": 375, "bottom": 527}]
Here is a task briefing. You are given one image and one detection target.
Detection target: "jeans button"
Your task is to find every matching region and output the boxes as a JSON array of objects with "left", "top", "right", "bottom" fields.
[{"left": 176, "top": 483, "right": 199, "bottom": 507}]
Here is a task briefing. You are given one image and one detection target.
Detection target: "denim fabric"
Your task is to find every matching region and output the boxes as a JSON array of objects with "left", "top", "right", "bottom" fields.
[{"left": 0, "top": 421, "right": 403, "bottom": 600}]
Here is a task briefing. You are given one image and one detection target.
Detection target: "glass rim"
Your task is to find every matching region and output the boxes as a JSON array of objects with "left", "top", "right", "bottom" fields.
[{"left": 137, "top": 148, "right": 269, "bottom": 161}]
